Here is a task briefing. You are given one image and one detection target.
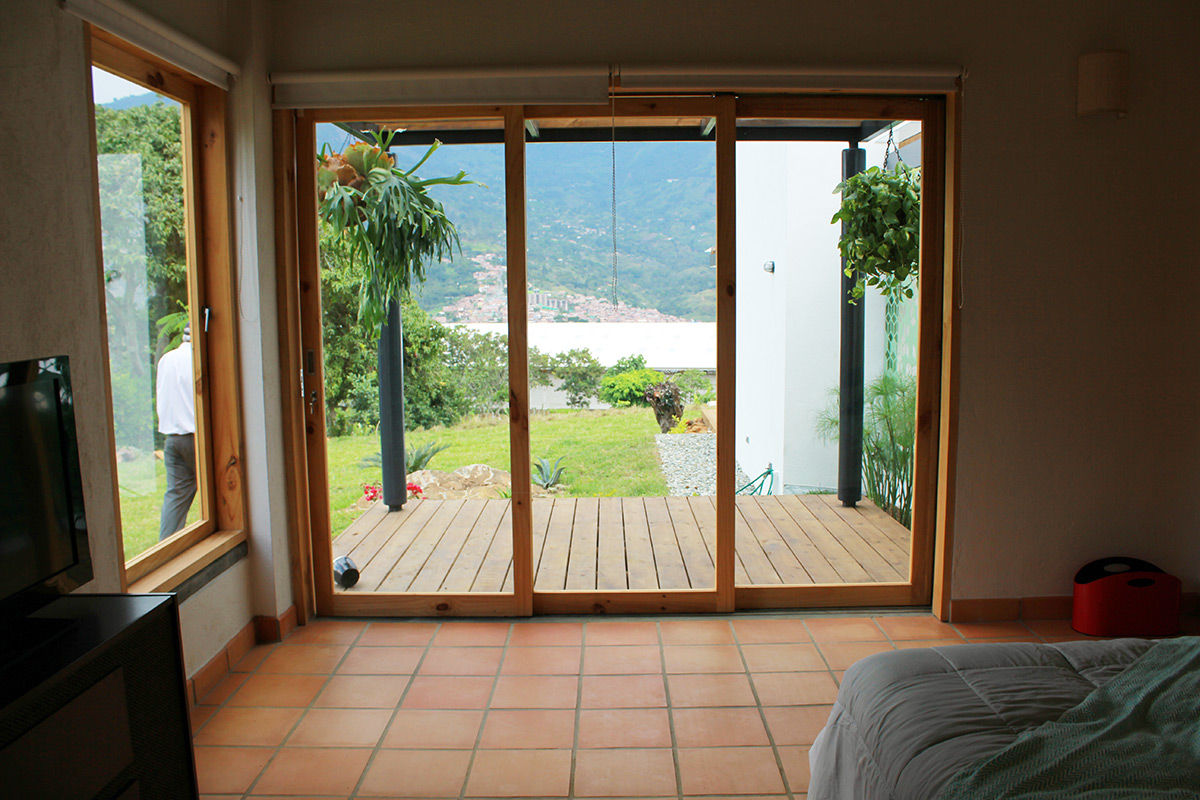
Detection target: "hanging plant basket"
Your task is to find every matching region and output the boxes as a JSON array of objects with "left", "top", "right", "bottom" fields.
[
  {"left": 831, "top": 162, "right": 921, "bottom": 303},
  {"left": 317, "top": 130, "right": 473, "bottom": 329}
]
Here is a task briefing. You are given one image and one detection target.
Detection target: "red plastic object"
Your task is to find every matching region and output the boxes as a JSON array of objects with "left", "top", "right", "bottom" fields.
[{"left": 1072, "top": 557, "right": 1181, "bottom": 637}]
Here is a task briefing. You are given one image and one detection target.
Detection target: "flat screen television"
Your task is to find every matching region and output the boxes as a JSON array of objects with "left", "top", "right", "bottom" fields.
[{"left": 0, "top": 356, "right": 92, "bottom": 632}]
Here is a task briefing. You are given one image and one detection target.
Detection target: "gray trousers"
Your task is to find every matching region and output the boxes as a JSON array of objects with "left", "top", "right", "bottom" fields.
[{"left": 159, "top": 433, "right": 197, "bottom": 540}]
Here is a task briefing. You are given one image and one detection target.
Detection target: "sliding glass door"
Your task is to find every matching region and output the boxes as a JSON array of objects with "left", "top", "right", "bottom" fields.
[{"left": 284, "top": 94, "right": 945, "bottom": 616}]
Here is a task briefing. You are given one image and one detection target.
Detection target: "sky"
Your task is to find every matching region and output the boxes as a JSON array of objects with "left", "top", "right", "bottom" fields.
[{"left": 91, "top": 66, "right": 166, "bottom": 105}]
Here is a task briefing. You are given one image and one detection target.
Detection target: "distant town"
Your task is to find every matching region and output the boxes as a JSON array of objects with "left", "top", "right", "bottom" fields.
[{"left": 434, "top": 254, "right": 689, "bottom": 324}]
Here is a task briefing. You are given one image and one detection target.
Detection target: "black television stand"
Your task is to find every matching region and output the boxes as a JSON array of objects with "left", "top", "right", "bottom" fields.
[{"left": 0, "top": 594, "right": 198, "bottom": 799}]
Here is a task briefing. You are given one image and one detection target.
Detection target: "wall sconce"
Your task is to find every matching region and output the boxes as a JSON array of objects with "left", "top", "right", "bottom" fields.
[
  {"left": 763, "top": 260, "right": 776, "bottom": 273},
  {"left": 1077, "top": 51, "right": 1129, "bottom": 118}
]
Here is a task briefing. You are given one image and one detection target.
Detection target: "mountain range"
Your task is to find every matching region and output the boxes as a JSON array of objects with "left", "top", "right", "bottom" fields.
[
  {"left": 102, "top": 95, "right": 719, "bottom": 322},
  {"left": 318, "top": 125, "right": 719, "bottom": 321}
]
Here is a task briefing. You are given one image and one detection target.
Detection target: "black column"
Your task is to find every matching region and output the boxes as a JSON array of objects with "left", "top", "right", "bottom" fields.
[
  {"left": 378, "top": 298, "right": 407, "bottom": 510},
  {"left": 838, "top": 146, "right": 866, "bottom": 507}
]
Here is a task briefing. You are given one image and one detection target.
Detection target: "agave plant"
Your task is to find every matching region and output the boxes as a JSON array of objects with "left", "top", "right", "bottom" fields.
[
  {"left": 532, "top": 457, "right": 566, "bottom": 489},
  {"left": 406, "top": 440, "right": 449, "bottom": 473}
]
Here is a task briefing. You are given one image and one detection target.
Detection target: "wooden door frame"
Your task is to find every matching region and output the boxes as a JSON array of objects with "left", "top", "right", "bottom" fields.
[
  {"left": 273, "top": 91, "right": 959, "bottom": 618},
  {"left": 729, "top": 94, "right": 948, "bottom": 611}
]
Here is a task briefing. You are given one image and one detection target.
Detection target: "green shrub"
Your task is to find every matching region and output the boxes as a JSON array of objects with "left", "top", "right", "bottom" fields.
[{"left": 598, "top": 368, "right": 664, "bottom": 407}]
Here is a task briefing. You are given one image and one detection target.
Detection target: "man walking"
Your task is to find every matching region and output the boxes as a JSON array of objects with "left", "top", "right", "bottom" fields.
[{"left": 157, "top": 324, "right": 196, "bottom": 539}]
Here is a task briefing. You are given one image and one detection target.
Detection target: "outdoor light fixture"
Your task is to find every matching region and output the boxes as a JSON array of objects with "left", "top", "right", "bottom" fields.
[
  {"left": 1077, "top": 51, "right": 1129, "bottom": 118},
  {"left": 763, "top": 260, "right": 776, "bottom": 273}
]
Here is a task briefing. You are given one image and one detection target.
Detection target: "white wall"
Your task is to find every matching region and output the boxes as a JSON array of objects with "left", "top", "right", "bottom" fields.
[
  {"left": 226, "top": 0, "right": 293, "bottom": 621},
  {"left": 734, "top": 144, "right": 788, "bottom": 486},
  {"left": 0, "top": 1, "right": 290, "bottom": 676},
  {"left": 736, "top": 140, "right": 889, "bottom": 492},
  {"left": 0, "top": 1, "right": 123, "bottom": 591},
  {"left": 177, "top": 557, "right": 253, "bottom": 675}
]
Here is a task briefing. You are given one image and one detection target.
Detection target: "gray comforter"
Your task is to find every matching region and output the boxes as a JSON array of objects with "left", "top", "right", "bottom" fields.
[{"left": 807, "top": 638, "right": 1157, "bottom": 800}]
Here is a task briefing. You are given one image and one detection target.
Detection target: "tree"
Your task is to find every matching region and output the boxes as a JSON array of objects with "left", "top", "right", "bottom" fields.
[
  {"left": 94, "top": 101, "right": 187, "bottom": 449},
  {"left": 551, "top": 349, "right": 605, "bottom": 408},
  {"left": 606, "top": 354, "right": 647, "bottom": 376}
]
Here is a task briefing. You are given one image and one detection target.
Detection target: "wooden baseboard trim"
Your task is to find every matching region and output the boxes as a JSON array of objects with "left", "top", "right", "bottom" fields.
[
  {"left": 253, "top": 605, "right": 299, "bottom": 644},
  {"left": 187, "top": 619, "right": 256, "bottom": 704},
  {"left": 188, "top": 604, "right": 299, "bottom": 707},
  {"left": 951, "top": 593, "right": 1198, "bottom": 623}
]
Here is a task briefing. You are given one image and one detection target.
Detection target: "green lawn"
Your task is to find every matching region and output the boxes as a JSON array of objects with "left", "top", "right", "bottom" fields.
[
  {"left": 327, "top": 407, "right": 669, "bottom": 538},
  {"left": 116, "top": 454, "right": 202, "bottom": 560}
]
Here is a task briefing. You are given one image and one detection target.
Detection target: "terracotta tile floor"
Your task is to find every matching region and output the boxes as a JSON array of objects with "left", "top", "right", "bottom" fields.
[{"left": 193, "top": 612, "right": 1071, "bottom": 799}]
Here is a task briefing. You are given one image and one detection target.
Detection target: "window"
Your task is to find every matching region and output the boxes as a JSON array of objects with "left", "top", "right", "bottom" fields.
[{"left": 89, "top": 29, "right": 245, "bottom": 588}]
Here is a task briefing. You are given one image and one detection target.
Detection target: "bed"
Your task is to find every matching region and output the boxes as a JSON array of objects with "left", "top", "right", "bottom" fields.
[{"left": 807, "top": 637, "right": 1200, "bottom": 799}]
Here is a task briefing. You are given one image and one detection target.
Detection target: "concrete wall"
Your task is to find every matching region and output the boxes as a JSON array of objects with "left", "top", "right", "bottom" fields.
[{"left": 267, "top": 0, "right": 1200, "bottom": 599}]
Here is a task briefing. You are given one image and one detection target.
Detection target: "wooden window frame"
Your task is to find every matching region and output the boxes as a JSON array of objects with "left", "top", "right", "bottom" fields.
[
  {"left": 276, "top": 91, "right": 958, "bottom": 618},
  {"left": 88, "top": 28, "right": 246, "bottom": 589}
]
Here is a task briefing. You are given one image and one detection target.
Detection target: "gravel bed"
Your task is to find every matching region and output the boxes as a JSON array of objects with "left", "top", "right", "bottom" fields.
[{"left": 655, "top": 432, "right": 751, "bottom": 496}]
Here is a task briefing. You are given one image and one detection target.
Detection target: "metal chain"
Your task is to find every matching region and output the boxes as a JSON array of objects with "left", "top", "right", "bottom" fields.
[{"left": 610, "top": 92, "right": 618, "bottom": 307}]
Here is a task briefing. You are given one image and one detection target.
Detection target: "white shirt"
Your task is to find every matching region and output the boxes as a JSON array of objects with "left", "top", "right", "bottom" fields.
[{"left": 156, "top": 340, "right": 196, "bottom": 435}]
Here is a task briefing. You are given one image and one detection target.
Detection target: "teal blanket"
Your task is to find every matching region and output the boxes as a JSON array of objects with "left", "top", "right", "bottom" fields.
[{"left": 938, "top": 637, "right": 1200, "bottom": 799}]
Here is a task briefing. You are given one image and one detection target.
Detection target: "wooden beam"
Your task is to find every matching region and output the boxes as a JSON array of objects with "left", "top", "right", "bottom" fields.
[
  {"left": 330, "top": 592, "right": 523, "bottom": 617},
  {"left": 932, "top": 90, "right": 962, "bottom": 621},
  {"left": 505, "top": 106, "right": 534, "bottom": 616},
  {"left": 273, "top": 109, "right": 315, "bottom": 626},
  {"left": 307, "top": 105, "right": 507, "bottom": 123},
  {"left": 195, "top": 83, "right": 246, "bottom": 535},
  {"left": 735, "top": 95, "right": 930, "bottom": 122},
  {"left": 714, "top": 94, "right": 737, "bottom": 612},
  {"left": 294, "top": 113, "right": 336, "bottom": 615},
  {"left": 907, "top": 96, "right": 947, "bottom": 608},
  {"left": 533, "top": 590, "right": 718, "bottom": 615},
  {"left": 735, "top": 582, "right": 914, "bottom": 610},
  {"left": 526, "top": 98, "right": 718, "bottom": 119},
  {"left": 89, "top": 27, "right": 198, "bottom": 107}
]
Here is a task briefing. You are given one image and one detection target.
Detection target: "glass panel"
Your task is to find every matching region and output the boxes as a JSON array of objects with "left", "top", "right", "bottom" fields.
[
  {"left": 318, "top": 120, "right": 512, "bottom": 594},
  {"left": 93, "top": 67, "right": 205, "bottom": 561},
  {"left": 734, "top": 118, "right": 920, "bottom": 587},
  {"left": 525, "top": 117, "right": 717, "bottom": 592}
]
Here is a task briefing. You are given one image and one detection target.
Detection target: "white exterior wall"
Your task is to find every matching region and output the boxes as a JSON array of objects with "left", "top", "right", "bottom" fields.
[
  {"left": 734, "top": 144, "right": 789, "bottom": 486},
  {"left": 736, "top": 140, "right": 889, "bottom": 493}
]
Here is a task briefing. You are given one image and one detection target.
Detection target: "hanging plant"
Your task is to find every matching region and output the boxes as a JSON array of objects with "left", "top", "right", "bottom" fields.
[
  {"left": 317, "top": 130, "right": 474, "bottom": 329},
  {"left": 831, "top": 163, "right": 921, "bottom": 302}
]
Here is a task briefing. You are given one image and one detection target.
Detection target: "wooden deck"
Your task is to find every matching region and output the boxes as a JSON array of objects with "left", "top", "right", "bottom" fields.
[{"left": 333, "top": 494, "right": 910, "bottom": 594}]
